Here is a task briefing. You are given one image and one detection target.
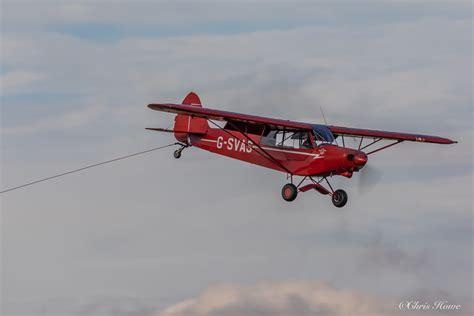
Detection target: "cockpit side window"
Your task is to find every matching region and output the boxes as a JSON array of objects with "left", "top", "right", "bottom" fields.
[
  {"left": 261, "top": 130, "right": 313, "bottom": 149},
  {"left": 292, "top": 132, "right": 313, "bottom": 149}
]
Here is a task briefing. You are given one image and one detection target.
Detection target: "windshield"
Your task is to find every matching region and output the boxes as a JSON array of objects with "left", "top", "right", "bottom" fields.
[{"left": 312, "top": 124, "right": 335, "bottom": 143}]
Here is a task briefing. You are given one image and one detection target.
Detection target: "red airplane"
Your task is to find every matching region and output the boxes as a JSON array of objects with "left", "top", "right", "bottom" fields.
[{"left": 147, "top": 92, "right": 456, "bottom": 207}]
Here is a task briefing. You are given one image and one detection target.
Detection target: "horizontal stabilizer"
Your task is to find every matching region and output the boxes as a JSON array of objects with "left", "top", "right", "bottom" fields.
[{"left": 146, "top": 127, "right": 206, "bottom": 135}]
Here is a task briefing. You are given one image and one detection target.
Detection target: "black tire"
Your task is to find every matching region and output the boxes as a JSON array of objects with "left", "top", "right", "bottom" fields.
[
  {"left": 282, "top": 183, "right": 298, "bottom": 202},
  {"left": 332, "top": 189, "right": 348, "bottom": 208},
  {"left": 173, "top": 149, "right": 182, "bottom": 159}
]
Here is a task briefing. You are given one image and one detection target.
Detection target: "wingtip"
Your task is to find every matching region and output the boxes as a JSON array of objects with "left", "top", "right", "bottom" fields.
[
  {"left": 438, "top": 138, "right": 457, "bottom": 144},
  {"left": 443, "top": 139, "right": 457, "bottom": 144},
  {"left": 444, "top": 137, "right": 457, "bottom": 144}
]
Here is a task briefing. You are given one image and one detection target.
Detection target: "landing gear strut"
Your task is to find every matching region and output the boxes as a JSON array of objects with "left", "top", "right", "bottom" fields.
[{"left": 280, "top": 175, "right": 349, "bottom": 207}]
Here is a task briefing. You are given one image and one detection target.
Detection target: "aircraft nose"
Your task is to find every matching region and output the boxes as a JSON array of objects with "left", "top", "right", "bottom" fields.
[{"left": 354, "top": 152, "right": 368, "bottom": 166}]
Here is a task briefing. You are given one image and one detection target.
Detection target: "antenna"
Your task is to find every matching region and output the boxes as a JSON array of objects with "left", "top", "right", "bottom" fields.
[
  {"left": 319, "top": 105, "right": 328, "bottom": 125},
  {"left": 319, "top": 104, "right": 339, "bottom": 146}
]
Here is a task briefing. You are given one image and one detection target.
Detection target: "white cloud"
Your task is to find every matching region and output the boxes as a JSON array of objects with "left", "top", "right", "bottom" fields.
[
  {"left": 2, "top": 103, "right": 107, "bottom": 136},
  {"left": 0, "top": 70, "right": 47, "bottom": 95},
  {"left": 157, "top": 281, "right": 473, "bottom": 316},
  {"left": 157, "top": 281, "right": 399, "bottom": 316}
]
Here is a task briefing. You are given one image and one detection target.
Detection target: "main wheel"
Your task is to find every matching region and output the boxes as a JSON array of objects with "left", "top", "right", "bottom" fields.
[
  {"left": 282, "top": 183, "right": 298, "bottom": 202},
  {"left": 332, "top": 189, "right": 348, "bottom": 208},
  {"left": 173, "top": 149, "right": 182, "bottom": 159}
]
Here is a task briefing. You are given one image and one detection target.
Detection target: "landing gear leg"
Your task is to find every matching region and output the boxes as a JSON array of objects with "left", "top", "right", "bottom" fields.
[
  {"left": 302, "top": 176, "right": 346, "bottom": 208},
  {"left": 281, "top": 176, "right": 349, "bottom": 207}
]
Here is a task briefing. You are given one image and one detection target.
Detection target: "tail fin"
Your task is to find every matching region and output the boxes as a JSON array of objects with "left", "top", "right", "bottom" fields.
[{"left": 174, "top": 92, "right": 208, "bottom": 142}]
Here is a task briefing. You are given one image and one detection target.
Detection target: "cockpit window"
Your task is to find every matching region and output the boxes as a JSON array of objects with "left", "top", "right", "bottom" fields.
[
  {"left": 312, "top": 124, "right": 335, "bottom": 144},
  {"left": 260, "top": 126, "right": 334, "bottom": 148},
  {"left": 261, "top": 130, "right": 313, "bottom": 149}
]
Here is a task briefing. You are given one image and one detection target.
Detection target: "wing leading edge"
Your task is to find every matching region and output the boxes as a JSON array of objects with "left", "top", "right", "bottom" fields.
[
  {"left": 147, "top": 103, "right": 312, "bottom": 130},
  {"left": 328, "top": 125, "right": 456, "bottom": 144},
  {"left": 147, "top": 103, "right": 456, "bottom": 145}
]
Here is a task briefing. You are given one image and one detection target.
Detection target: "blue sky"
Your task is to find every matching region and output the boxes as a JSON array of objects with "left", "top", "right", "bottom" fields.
[{"left": 1, "top": 1, "right": 472, "bottom": 316}]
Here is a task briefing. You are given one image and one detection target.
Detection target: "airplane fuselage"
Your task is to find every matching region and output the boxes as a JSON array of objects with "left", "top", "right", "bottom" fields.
[{"left": 189, "top": 128, "right": 367, "bottom": 177}]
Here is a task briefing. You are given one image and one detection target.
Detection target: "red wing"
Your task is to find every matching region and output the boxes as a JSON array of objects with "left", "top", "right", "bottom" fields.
[
  {"left": 329, "top": 125, "right": 456, "bottom": 144},
  {"left": 147, "top": 103, "right": 456, "bottom": 144},
  {"left": 147, "top": 103, "right": 312, "bottom": 131}
]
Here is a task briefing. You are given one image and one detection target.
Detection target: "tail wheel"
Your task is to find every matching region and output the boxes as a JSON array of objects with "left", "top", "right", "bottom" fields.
[
  {"left": 282, "top": 183, "right": 298, "bottom": 202},
  {"left": 332, "top": 189, "right": 348, "bottom": 208},
  {"left": 173, "top": 149, "right": 182, "bottom": 159}
]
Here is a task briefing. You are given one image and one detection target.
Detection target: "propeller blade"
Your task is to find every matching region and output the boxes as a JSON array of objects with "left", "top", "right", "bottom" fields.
[{"left": 357, "top": 164, "right": 382, "bottom": 195}]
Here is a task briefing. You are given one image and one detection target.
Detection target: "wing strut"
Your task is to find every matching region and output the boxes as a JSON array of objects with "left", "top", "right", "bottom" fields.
[
  {"left": 358, "top": 137, "right": 364, "bottom": 150},
  {"left": 360, "top": 138, "right": 382, "bottom": 151},
  {"left": 207, "top": 120, "right": 292, "bottom": 174},
  {"left": 366, "top": 140, "right": 403, "bottom": 155}
]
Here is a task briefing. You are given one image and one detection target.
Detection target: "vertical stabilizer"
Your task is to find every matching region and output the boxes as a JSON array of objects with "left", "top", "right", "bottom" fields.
[{"left": 174, "top": 92, "right": 208, "bottom": 142}]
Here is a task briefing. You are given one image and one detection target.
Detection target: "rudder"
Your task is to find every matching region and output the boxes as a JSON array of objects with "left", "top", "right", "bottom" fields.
[{"left": 174, "top": 92, "right": 208, "bottom": 142}]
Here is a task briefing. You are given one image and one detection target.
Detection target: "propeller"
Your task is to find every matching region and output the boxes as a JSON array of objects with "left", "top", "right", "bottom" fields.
[{"left": 357, "top": 163, "right": 382, "bottom": 195}]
